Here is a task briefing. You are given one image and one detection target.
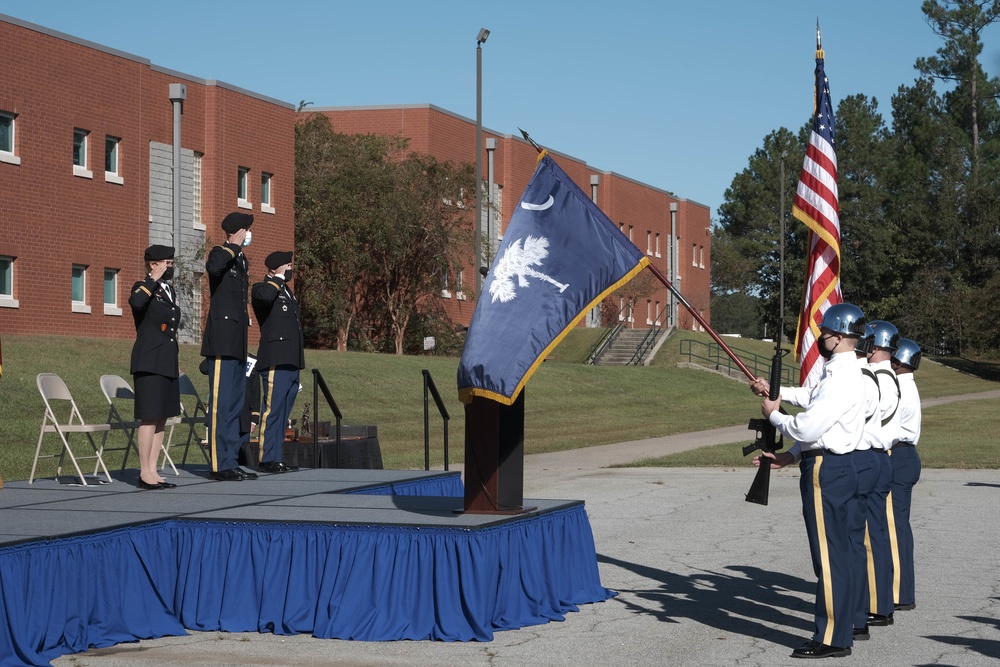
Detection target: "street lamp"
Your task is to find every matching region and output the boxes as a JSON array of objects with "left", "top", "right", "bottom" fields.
[
  {"left": 475, "top": 27, "right": 490, "bottom": 292},
  {"left": 485, "top": 137, "right": 497, "bottom": 267}
]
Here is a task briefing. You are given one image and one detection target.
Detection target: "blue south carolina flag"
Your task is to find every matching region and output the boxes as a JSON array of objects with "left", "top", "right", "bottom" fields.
[{"left": 457, "top": 153, "right": 649, "bottom": 405}]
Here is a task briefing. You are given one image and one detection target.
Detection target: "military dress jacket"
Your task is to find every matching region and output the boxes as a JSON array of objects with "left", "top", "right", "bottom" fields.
[
  {"left": 200, "top": 242, "right": 250, "bottom": 360},
  {"left": 128, "top": 277, "right": 181, "bottom": 377},
  {"left": 251, "top": 275, "right": 305, "bottom": 370}
]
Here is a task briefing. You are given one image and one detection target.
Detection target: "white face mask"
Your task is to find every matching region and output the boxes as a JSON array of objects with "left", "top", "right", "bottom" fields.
[{"left": 242, "top": 230, "right": 252, "bottom": 247}]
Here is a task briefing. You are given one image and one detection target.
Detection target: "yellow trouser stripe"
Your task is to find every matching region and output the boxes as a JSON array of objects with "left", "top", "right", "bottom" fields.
[
  {"left": 886, "top": 488, "right": 901, "bottom": 603},
  {"left": 258, "top": 368, "right": 276, "bottom": 463},
  {"left": 813, "top": 459, "right": 836, "bottom": 646},
  {"left": 208, "top": 358, "right": 222, "bottom": 472},
  {"left": 864, "top": 524, "right": 878, "bottom": 613}
]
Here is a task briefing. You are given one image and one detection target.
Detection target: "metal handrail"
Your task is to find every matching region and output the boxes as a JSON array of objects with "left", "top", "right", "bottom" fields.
[
  {"left": 678, "top": 339, "right": 797, "bottom": 385},
  {"left": 628, "top": 321, "right": 662, "bottom": 366},
  {"left": 311, "top": 369, "right": 343, "bottom": 469},
  {"left": 586, "top": 302, "right": 632, "bottom": 364},
  {"left": 421, "top": 370, "right": 450, "bottom": 471}
]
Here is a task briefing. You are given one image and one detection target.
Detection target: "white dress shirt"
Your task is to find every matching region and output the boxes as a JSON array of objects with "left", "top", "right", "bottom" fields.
[
  {"left": 770, "top": 351, "right": 866, "bottom": 461},
  {"left": 892, "top": 373, "right": 922, "bottom": 447}
]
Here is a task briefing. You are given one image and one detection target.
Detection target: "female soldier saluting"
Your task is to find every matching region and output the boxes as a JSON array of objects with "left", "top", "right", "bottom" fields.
[{"left": 128, "top": 244, "right": 181, "bottom": 490}]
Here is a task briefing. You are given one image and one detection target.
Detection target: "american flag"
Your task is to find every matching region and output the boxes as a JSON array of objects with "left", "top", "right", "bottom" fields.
[{"left": 792, "top": 35, "right": 842, "bottom": 388}]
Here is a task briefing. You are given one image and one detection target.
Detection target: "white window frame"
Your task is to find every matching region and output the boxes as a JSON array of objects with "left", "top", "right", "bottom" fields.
[
  {"left": 72, "top": 264, "right": 91, "bottom": 313},
  {"left": 73, "top": 129, "right": 92, "bottom": 179},
  {"left": 456, "top": 270, "right": 466, "bottom": 300},
  {"left": 646, "top": 231, "right": 652, "bottom": 256},
  {"left": 0, "top": 255, "right": 18, "bottom": 308},
  {"left": 103, "top": 268, "right": 122, "bottom": 316},
  {"left": 261, "top": 172, "right": 274, "bottom": 214},
  {"left": 655, "top": 233, "right": 661, "bottom": 258},
  {"left": 692, "top": 243, "right": 698, "bottom": 267},
  {"left": 440, "top": 268, "right": 451, "bottom": 298},
  {"left": 628, "top": 225, "right": 633, "bottom": 242},
  {"left": 193, "top": 152, "right": 205, "bottom": 230},
  {"left": 655, "top": 301, "right": 661, "bottom": 326},
  {"left": 699, "top": 245, "right": 705, "bottom": 269},
  {"left": 237, "top": 166, "right": 251, "bottom": 209},
  {"left": 0, "top": 111, "right": 20, "bottom": 166},
  {"left": 104, "top": 135, "right": 123, "bottom": 185},
  {"left": 646, "top": 299, "right": 653, "bottom": 325}
]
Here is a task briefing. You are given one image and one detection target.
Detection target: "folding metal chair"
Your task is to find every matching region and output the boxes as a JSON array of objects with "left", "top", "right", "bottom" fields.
[
  {"left": 98, "top": 374, "right": 141, "bottom": 471},
  {"left": 99, "top": 374, "right": 179, "bottom": 475},
  {"left": 169, "top": 372, "right": 211, "bottom": 465},
  {"left": 31, "top": 373, "right": 113, "bottom": 485}
]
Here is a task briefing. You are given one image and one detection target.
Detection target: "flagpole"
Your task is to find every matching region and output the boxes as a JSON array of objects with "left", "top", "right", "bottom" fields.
[{"left": 645, "top": 264, "right": 756, "bottom": 381}]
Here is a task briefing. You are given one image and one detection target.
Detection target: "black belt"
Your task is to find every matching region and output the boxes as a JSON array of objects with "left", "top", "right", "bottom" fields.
[
  {"left": 873, "top": 448, "right": 889, "bottom": 453},
  {"left": 802, "top": 449, "right": 824, "bottom": 459},
  {"left": 894, "top": 441, "right": 915, "bottom": 449}
]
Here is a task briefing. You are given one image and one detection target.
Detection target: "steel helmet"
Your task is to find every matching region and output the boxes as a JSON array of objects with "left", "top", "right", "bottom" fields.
[
  {"left": 892, "top": 338, "right": 922, "bottom": 370},
  {"left": 820, "top": 303, "right": 866, "bottom": 336},
  {"left": 856, "top": 325, "right": 875, "bottom": 353},
  {"left": 868, "top": 320, "right": 900, "bottom": 351}
]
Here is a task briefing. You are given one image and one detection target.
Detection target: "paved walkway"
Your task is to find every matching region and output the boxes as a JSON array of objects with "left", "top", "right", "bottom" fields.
[{"left": 52, "top": 391, "right": 1000, "bottom": 666}]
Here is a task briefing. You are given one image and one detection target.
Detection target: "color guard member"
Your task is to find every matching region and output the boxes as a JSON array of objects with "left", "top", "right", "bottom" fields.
[
  {"left": 889, "top": 338, "right": 922, "bottom": 612},
  {"left": 750, "top": 303, "right": 867, "bottom": 659}
]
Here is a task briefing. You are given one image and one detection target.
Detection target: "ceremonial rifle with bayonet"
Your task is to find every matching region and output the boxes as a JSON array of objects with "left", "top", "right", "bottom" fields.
[{"left": 742, "top": 334, "right": 788, "bottom": 505}]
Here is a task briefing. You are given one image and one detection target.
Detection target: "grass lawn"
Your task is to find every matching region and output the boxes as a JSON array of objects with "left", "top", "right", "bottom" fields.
[{"left": 1, "top": 331, "right": 997, "bottom": 480}]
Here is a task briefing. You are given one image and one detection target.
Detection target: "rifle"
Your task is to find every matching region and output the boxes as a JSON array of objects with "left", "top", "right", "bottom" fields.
[{"left": 743, "top": 342, "right": 788, "bottom": 505}]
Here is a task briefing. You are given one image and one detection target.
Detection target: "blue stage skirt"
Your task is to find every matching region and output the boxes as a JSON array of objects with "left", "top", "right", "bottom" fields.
[{"left": 0, "top": 505, "right": 613, "bottom": 666}]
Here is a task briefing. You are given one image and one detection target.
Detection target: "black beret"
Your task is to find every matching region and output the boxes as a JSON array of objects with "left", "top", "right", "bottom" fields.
[
  {"left": 221, "top": 211, "right": 254, "bottom": 234},
  {"left": 144, "top": 244, "right": 175, "bottom": 261},
  {"left": 265, "top": 251, "right": 293, "bottom": 270}
]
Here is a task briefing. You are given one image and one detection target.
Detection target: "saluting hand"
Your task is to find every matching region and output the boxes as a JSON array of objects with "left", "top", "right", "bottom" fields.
[{"left": 150, "top": 261, "right": 168, "bottom": 282}]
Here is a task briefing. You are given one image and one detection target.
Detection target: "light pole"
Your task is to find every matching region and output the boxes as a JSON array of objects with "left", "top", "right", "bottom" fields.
[
  {"left": 779, "top": 150, "right": 786, "bottom": 344},
  {"left": 485, "top": 137, "right": 497, "bottom": 267},
  {"left": 474, "top": 27, "right": 490, "bottom": 293}
]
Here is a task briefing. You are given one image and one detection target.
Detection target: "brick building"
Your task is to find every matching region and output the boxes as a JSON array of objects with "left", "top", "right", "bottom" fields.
[
  {"left": 1, "top": 12, "right": 710, "bottom": 347},
  {"left": 0, "top": 14, "right": 296, "bottom": 345},
  {"left": 314, "top": 105, "right": 712, "bottom": 332}
]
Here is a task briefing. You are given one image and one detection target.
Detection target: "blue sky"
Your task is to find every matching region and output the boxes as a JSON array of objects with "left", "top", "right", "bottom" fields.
[{"left": 5, "top": 1, "right": 996, "bottom": 218}]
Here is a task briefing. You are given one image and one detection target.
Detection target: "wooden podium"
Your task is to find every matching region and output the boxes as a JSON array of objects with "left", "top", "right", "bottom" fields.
[{"left": 463, "top": 391, "right": 530, "bottom": 514}]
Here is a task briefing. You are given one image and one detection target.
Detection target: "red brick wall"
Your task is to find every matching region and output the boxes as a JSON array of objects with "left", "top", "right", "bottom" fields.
[
  {"left": 0, "top": 18, "right": 296, "bottom": 344},
  {"left": 316, "top": 105, "right": 712, "bottom": 331}
]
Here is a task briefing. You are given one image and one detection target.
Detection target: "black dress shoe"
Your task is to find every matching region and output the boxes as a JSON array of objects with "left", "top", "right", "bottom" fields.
[
  {"left": 853, "top": 625, "right": 870, "bottom": 640},
  {"left": 236, "top": 468, "right": 258, "bottom": 480},
  {"left": 137, "top": 478, "right": 164, "bottom": 490},
  {"left": 258, "top": 461, "right": 299, "bottom": 474},
  {"left": 894, "top": 602, "right": 916, "bottom": 611},
  {"left": 867, "top": 613, "right": 894, "bottom": 626},
  {"left": 210, "top": 469, "right": 243, "bottom": 481},
  {"left": 791, "top": 641, "right": 851, "bottom": 658},
  {"left": 158, "top": 480, "right": 177, "bottom": 488}
]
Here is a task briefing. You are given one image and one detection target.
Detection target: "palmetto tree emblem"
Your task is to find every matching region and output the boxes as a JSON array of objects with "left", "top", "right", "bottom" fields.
[{"left": 489, "top": 235, "right": 569, "bottom": 303}]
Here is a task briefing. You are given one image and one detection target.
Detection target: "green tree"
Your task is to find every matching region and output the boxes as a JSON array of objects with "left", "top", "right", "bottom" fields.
[
  {"left": 917, "top": 0, "right": 1000, "bottom": 175},
  {"left": 294, "top": 113, "right": 474, "bottom": 354}
]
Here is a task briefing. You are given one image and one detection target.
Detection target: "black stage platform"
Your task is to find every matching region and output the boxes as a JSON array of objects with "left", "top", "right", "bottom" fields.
[{"left": 0, "top": 467, "right": 613, "bottom": 667}]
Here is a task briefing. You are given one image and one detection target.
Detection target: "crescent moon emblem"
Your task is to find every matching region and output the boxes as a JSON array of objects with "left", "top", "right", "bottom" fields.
[{"left": 521, "top": 195, "right": 554, "bottom": 211}]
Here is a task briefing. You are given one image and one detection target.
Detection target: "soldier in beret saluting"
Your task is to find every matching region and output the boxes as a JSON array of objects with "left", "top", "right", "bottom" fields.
[{"left": 129, "top": 244, "right": 181, "bottom": 490}]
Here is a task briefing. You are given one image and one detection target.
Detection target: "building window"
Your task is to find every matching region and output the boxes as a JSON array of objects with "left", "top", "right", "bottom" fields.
[
  {"left": 261, "top": 172, "right": 274, "bottom": 214},
  {"left": 692, "top": 243, "right": 698, "bottom": 267},
  {"left": 73, "top": 129, "right": 92, "bottom": 178},
  {"left": 456, "top": 270, "right": 467, "bottom": 299},
  {"left": 699, "top": 245, "right": 705, "bottom": 269},
  {"left": 440, "top": 268, "right": 451, "bottom": 298},
  {"left": 655, "top": 233, "right": 661, "bottom": 258},
  {"left": 619, "top": 223, "right": 624, "bottom": 233},
  {"left": 655, "top": 301, "right": 661, "bottom": 325},
  {"left": 237, "top": 167, "right": 251, "bottom": 208},
  {"left": 104, "top": 136, "right": 123, "bottom": 184},
  {"left": 0, "top": 111, "right": 20, "bottom": 165},
  {"left": 646, "top": 231, "right": 652, "bottom": 255},
  {"left": 0, "top": 256, "right": 17, "bottom": 308},
  {"left": 72, "top": 264, "right": 91, "bottom": 313},
  {"left": 628, "top": 225, "right": 633, "bottom": 242},
  {"left": 646, "top": 299, "right": 653, "bottom": 325},
  {"left": 103, "top": 268, "right": 121, "bottom": 316},
  {"left": 192, "top": 152, "right": 204, "bottom": 230}
]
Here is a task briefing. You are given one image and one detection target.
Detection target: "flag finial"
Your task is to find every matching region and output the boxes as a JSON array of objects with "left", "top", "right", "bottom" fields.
[
  {"left": 815, "top": 19, "right": 824, "bottom": 58},
  {"left": 518, "top": 127, "right": 542, "bottom": 154}
]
